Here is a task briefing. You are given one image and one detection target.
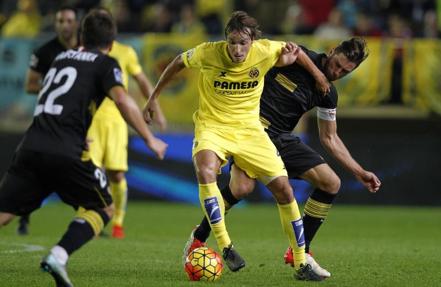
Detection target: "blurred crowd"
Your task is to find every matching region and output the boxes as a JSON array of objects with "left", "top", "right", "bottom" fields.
[{"left": 0, "top": 0, "right": 439, "bottom": 39}]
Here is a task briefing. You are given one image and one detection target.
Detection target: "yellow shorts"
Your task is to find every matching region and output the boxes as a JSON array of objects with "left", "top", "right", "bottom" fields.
[
  {"left": 192, "top": 123, "right": 287, "bottom": 184},
  {"left": 84, "top": 113, "right": 128, "bottom": 171}
]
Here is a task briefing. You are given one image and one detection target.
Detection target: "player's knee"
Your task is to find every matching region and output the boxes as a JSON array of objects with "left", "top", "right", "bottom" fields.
[
  {"left": 268, "top": 177, "right": 294, "bottom": 204},
  {"left": 320, "top": 175, "right": 341, "bottom": 194},
  {"left": 230, "top": 180, "right": 254, "bottom": 199},
  {"left": 0, "top": 212, "right": 15, "bottom": 226},
  {"left": 195, "top": 165, "right": 218, "bottom": 183},
  {"left": 107, "top": 170, "right": 125, "bottom": 183}
]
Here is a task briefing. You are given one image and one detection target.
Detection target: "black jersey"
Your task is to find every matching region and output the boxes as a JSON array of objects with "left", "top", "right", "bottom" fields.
[
  {"left": 29, "top": 37, "right": 71, "bottom": 76},
  {"left": 20, "top": 49, "right": 124, "bottom": 158},
  {"left": 260, "top": 46, "right": 338, "bottom": 136}
]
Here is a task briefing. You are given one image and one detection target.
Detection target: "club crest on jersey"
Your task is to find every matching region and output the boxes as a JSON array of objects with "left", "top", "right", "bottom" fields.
[
  {"left": 249, "top": 67, "right": 259, "bottom": 78},
  {"left": 186, "top": 48, "right": 195, "bottom": 60},
  {"left": 204, "top": 197, "right": 222, "bottom": 224},
  {"left": 113, "top": 68, "right": 123, "bottom": 84}
]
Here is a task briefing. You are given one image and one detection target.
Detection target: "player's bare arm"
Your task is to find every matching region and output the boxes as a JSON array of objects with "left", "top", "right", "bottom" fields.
[
  {"left": 296, "top": 48, "right": 331, "bottom": 95},
  {"left": 24, "top": 69, "right": 42, "bottom": 94},
  {"left": 318, "top": 118, "right": 381, "bottom": 193},
  {"left": 144, "top": 54, "right": 185, "bottom": 124},
  {"left": 134, "top": 72, "right": 168, "bottom": 131},
  {"left": 110, "top": 86, "right": 168, "bottom": 159}
]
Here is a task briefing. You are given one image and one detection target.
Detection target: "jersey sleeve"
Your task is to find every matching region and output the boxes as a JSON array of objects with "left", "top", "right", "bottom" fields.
[
  {"left": 126, "top": 46, "right": 143, "bottom": 76},
  {"left": 267, "top": 40, "right": 285, "bottom": 66},
  {"left": 29, "top": 46, "right": 49, "bottom": 74},
  {"left": 317, "top": 85, "right": 338, "bottom": 121},
  {"left": 181, "top": 42, "right": 206, "bottom": 69},
  {"left": 99, "top": 57, "right": 125, "bottom": 94}
]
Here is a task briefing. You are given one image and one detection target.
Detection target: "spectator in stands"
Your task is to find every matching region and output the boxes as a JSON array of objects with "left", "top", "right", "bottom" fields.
[
  {"left": 172, "top": 4, "right": 206, "bottom": 35},
  {"left": 314, "top": 8, "right": 352, "bottom": 39},
  {"left": 353, "top": 12, "right": 383, "bottom": 37},
  {"left": 1, "top": 0, "right": 41, "bottom": 38}
]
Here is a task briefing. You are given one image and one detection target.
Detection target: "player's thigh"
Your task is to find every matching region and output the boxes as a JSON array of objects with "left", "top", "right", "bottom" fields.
[
  {"left": 300, "top": 163, "right": 340, "bottom": 193},
  {"left": 59, "top": 159, "right": 112, "bottom": 210},
  {"left": 229, "top": 164, "right": 255, "bottom": 198},
  {"left": 0, "top": 151, "right": 50, "bottom": 215},
  {"left": 273, "top": 133, "right": 326, "bottom": 179},
  {"left": 234, "top": 130, "right": 286, "bottom": 185},
  {"left": 193, "top": 127, "right": 233, "bottom": 169},
  {"left": 102, "top": 119, "right": 128, "bottom": 171}
]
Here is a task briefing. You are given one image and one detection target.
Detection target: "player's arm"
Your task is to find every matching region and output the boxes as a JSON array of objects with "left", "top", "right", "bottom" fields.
[
  {"left": 24, "top": 69, "right": 42, "bottom": 94},
  {"left": 144, "top": 54, "right": 186, "bottom": 124},
  {"left": 109, "top": 86, "right": 168, "bottom": 159},
  {"left": 318, "top": 117, "right": 381, "bottom": 193},
  {"left": 276, "top": 42, "right": 330, "bottom": 95},
  {"left": 133, "top": 72, "right": 167, "bottom": 131}
]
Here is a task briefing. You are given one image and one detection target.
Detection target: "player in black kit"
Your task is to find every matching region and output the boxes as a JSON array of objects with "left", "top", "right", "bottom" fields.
[
  {"left": 0, "top": 10, "right": 167, "bottom": 287},
  {"left": 18, "top": 6, "right": 80, "bottom": 235},
  {"left": 184, "top": 38, "right": 381, "bottom": 279}
]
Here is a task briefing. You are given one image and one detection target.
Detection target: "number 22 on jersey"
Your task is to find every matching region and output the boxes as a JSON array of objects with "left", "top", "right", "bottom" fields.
[{"left": 34, "top": 67, "right": 77, "bottom": 116}]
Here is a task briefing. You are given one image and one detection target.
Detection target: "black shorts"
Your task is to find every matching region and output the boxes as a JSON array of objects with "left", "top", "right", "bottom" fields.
[
  {"left": 0, "top": 150, "right": 112, "bottom": 216},
  {"left": 271, "top": 133, "right": 326, "bottom": 179}
]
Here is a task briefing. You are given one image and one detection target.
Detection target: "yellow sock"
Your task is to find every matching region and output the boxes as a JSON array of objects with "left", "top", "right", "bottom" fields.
[
  {"left": 111, "top": 178, "right": 128, "bottom": 227},
  {"left": 277, "top": 200, "right": 306, "bottom": 270},
  {"left": 199, "top": 182, "right": 231, "bottom": 250}
]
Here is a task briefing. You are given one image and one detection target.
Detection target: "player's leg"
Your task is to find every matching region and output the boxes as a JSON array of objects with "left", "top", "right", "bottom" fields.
[
  {"left": 107, "top": 170, "right": 127, "bottom": 239},
  {"left": 191, "top": 164, "right": 254, "bottom": 244},
  {"left": 300, "top": 164, "right": 339, "bottom": 251},
  {"left": 17, "top": 214, "right": 30, "bottom": 235},
  {"left": 41, "top": 158, "right": 113, "bottom": 286}
]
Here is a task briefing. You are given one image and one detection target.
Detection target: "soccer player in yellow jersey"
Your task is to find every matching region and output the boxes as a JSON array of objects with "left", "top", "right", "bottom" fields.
[
  {"left": 85, "top": 40, "right": 166, "bottom": 239},
  {"left": 145, "top": 11, "right": 328, "bottom": 281}
]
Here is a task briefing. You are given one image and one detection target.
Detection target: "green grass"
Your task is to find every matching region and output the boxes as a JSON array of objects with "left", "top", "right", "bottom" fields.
[{"left": 1, "top": 202, "right": 440, "bottom": 286}]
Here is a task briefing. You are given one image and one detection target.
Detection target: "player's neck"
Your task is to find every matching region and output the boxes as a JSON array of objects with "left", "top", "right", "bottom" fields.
[{"left": 59, "top": 36, "right": 78, "bottom": 50}]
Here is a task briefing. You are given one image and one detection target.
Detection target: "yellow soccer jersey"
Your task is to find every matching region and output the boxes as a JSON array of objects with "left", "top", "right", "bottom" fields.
[
  {"left": 96, "top": 41, "right": 143, "bottom": 118},
  {"left": 182, "top": 39, "right": 285, "bottom": 127}
]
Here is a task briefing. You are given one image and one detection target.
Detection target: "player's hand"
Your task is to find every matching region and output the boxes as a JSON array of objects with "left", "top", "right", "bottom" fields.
[
  {"left": 356, "top": 171, "right": 381, "bottom": 193},
  {"left": 146, "top": 136, "right": 168, "bottom": 160},
  {"left": 315, "top": 74, "right": 331, "bottom": 96},
  {"left": 281, "top": 42, "right": 300, "bottom": 63},
  {"left": 143, "top": 98, "right": 157, "bottom": 124}
]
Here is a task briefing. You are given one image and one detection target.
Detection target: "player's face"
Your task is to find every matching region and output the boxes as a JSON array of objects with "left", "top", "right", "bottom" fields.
[
  {"left": 324, "top": 52, "right": 357, "bottom": 81},
  {"left": 55, "top": 10, "right": 78, "bottom": 41},
  {"left": 226, "top": 29, "right": 253, "bottom": 63}
]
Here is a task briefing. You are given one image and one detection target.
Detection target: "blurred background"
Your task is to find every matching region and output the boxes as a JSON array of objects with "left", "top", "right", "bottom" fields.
[{"left": 0, "top": 0, "right": 440, "bottom": 206}]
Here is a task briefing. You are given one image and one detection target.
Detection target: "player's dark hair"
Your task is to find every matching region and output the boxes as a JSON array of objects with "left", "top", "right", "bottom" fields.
[
  {"left": 56, "top": 5, "right": 78, "bottom": 19},
  {"left": 224, "top": 11, "right": 261, "bottom": 40},
  {"left": 334, "top": 37, "right": 369, "bottom": 67},
  {"left": 81, "top": 10, "right": 116, "bottom": 50}
]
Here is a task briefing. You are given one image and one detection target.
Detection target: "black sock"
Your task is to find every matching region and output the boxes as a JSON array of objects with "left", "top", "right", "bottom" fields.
[
  {"left": 58, "top": 209, "right": 109, "bottom": 255},
  {"left": 194, "top": 185, "right": 240, "bottom": 242},
  {"left": 303, "top": 189, "right": 336, "bottom": 253}
]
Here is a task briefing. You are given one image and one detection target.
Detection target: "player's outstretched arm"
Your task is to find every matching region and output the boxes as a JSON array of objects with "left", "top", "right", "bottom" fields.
[
  {"left": 295, "top": 48, "right": 331, "bottom": 95},
  {"left": 134, "top": 72, "right": 168, "bottom": 131},
  {"left": 318, "top": 118, "right": 381, "bottom": 193},
  {"left": 275, "top": 42, "right": 299, "bottom": 67},
  {"left": 109, "top": 86, "right": 168, "bottom": 159},
  {"left": 144, "top": 54, "right": 186, "bottom": 124}
]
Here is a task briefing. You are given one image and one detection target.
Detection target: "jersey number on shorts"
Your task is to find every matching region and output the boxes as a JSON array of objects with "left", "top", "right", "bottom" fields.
[{"left": 34, "top": 67, "right": 77, "bottom": 116}]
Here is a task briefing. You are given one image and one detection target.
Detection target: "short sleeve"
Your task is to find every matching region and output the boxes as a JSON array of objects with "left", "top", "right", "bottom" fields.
[
  {"left": 29, "top": 47, "right": 48, "bottom": 74},
  {"left": 181, "top": 42, "right": 206, "bottom": 69},
  {"left": 126, "top": 46, "right": 142, "bottom": 76},
  {"left": 267, "top": 40, "right": 285, "bottom": 66},
  {"left": 99, "top": 57, "right": 124, "bottom": 94}
]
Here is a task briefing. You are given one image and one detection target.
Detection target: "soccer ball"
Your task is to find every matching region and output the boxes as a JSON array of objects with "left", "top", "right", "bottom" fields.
[{"left": 184, "top": 247, "right": 223, "bottom": 281}]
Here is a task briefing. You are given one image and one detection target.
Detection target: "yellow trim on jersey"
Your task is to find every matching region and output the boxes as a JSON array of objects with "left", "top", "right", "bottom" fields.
[
  {"left": 275, "top": 73, "right": 297, "bottom": 93},
  {"left": 259, "top": 116, "right": 271, "bottom": 129},
  {"left": 182, "top": 39, "right": 285, "bottom": 127}
]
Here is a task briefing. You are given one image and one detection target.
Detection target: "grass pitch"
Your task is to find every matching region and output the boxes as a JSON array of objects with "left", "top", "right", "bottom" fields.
[{"left": 0, "top": 202, "right": 440, "bottom": 287}]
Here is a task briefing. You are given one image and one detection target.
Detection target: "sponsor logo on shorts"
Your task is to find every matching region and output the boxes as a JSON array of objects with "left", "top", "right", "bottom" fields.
[
  {"left": 291, "top": 219, "right": 305, "bottom": 247},
  {"left": 204, "top": 197, "right": 222, "bottom": 224}
]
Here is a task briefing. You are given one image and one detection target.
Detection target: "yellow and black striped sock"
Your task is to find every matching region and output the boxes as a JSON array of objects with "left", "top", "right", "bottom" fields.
[
  {"left": 110, "top": 178, "right": 128, "bottom": 227},
  {"left": 58, "top": 208, "right": 110, "bottom": 255},
  {"left": 277, "top": 200, "right": 306, "bottom": 270},
  {"left": 199, "top": 182, "right": 231, "bottom": 251},
  {"left": 303, "top": 189, "right": 336, "bottom": 253}
]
